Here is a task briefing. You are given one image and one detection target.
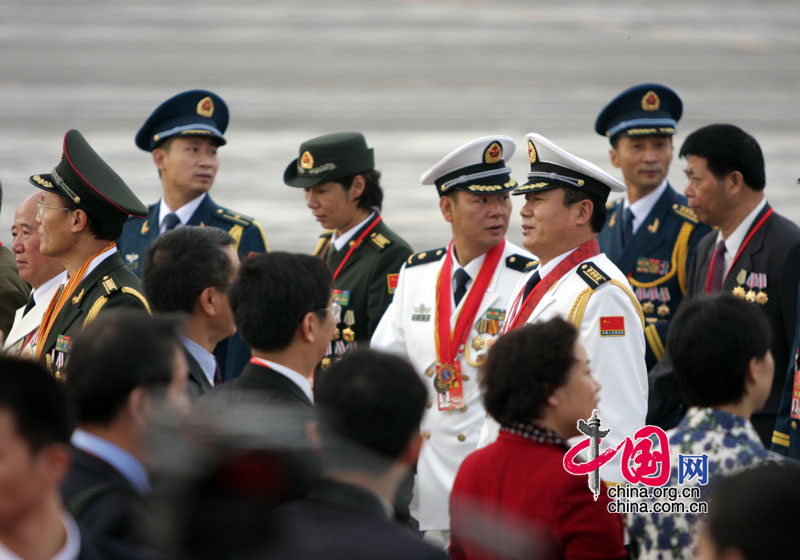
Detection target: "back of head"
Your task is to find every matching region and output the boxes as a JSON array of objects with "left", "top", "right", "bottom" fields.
[
  {"left": 0, "top": 355, "right": 73, "bottom": 451},
  {"left": 314, "top": 350, "right": 426, "bottom": 473},
  {"left": 667, "top": 294, "right": 770, "bottom": 408},
  {"left": 705, "top": 462, "right": 800, "bottom": 559},
  {"left": 65, "top": 309, "right": 181, "bottom": 425},
  {"left": 481, "top": 318, "right": 578, "bottom": 426},
  {"left": 142, "top": 226, "right": 236, "bottom": 313},
  {"left": 229, "top": 252, "right": 332, "bottom": 352},
  {"left": 679, "top": 124, "right": 765, "bottom": 191}
]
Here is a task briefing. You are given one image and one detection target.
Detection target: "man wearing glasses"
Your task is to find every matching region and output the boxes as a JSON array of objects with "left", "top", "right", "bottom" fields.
[{"left": 29, "top": 129, "right": 149, "bottom": 377}]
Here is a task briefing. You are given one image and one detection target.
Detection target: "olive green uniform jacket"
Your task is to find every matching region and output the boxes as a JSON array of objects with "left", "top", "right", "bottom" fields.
[
  {"left": 314, "top": 215, "right": 412, "bottom": 366},
  {"left": 0, "top": 245, "right": 30, "bottom": 337},
  {"left": 39, "top": 251, "right": 149, "bottom": 377}
]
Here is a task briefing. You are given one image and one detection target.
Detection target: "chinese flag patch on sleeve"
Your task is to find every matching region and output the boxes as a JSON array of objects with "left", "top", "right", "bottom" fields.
[
  {"left": 387, "top": 273, "right": 400, "bottom": 294},
  {"left": 599, "top": 316, "right": 625, "bottom": 336}
]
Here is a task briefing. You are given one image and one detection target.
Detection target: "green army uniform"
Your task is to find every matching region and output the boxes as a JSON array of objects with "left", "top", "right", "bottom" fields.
[
  {"left": 29, "top": 129, "right": 149, "bottom": 377},
  {"left": 314, "top": 217, "right": 412, "bottom": 364},
  {"left": 285, "top": 132, "right": 413, "bottom": 367},
  {"left": 0, "top": 245, "right": 30, "bottom": 336}
]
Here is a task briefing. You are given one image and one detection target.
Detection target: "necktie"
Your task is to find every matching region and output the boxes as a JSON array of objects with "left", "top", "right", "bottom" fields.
[
  {"left": 522, "top": 270, "right": 541, "bottom": 301},
  {"left": 708, "top": 240, "right": 727, "bottom": 293},
  {"left": 163, "top": 213, "right": 181, "bottom": 232},
  {"left": 453, "top": 268, "right": 471, "bottom": 306},
  {"left": 622, "top": 207, "right": 635, "bottom": 246},
  {"left": 22, "top": 294, "right": 36, "bottom": 317},
  {"left": 213, "top": 362, "right": 223, "bottom": 386}
]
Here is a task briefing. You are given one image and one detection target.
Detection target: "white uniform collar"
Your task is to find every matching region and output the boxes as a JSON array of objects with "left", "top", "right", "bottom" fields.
[
  {"left": 32, "top": 271, "right": 68, "bottom": 305},
  {"left": 623, "top": 179, "right": 668, "bottom": 234},
  {"left": 331, "top": 211, "right": 376, "bottom": 252},
  {"left": 158, "top": 193, "right": 207, "bottom": 234}
]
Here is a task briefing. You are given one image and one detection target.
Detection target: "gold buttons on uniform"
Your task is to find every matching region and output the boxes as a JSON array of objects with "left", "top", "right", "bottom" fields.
[
  {"left": 457, "top": 433, "right": 466, "bottom": 442},
  {"left": 462, "top": 374, "right": 470, "bottom": 382},
  {"left": 792, "top": 421, "right": 797, "bottom": 430},
  {"left": 425, "top": 368, "right": 434, "bottom": 377},
  {"left": 426, "top": 400, "right": 432, "bottom": 409},
  {"left": 460, "top": 405, "right": 468, "bottom": 413},
  {"left": 424, "top": 430, "right": 431, "bottom": 439}
]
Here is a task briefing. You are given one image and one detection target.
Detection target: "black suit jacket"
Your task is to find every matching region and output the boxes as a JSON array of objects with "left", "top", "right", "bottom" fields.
[
  {"left": 184, "top": 347, "right": 214, "bottom": 401},
  {"left": 61, "top": 447, "right": 159, "bottom": 560},
  {"left": 263, "top": 479, "right": 447, "bottom": 560},
  {"left": 649, "top": 205, "right": 800, "bottom": 435}
]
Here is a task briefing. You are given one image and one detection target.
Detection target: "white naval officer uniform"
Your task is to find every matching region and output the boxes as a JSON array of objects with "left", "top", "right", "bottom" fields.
[
  {"left": 3, "top": 271, "right": 66, "bottom": 357},
  {"left": 371, "top": 240, "right": 533, "bottom": 530}
]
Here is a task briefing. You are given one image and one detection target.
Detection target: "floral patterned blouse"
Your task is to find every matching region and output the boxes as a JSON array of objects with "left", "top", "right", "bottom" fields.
[{"left": 625, "top": 407, "right": 782, "bottom": 559}]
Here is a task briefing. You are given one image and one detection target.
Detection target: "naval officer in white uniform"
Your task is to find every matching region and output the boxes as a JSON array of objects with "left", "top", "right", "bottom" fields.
[
  {"left": 482, "top": 133, "right": 647, "bottom": 485},
  {"left": 371, "top": 136, "right": 535, "bottom": 541}
]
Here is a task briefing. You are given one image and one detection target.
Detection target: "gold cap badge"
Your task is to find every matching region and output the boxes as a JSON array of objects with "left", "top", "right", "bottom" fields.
[
  {"left": 300, "top": 151, "right": 314, "bottom": 170},
  {"left": 483, "top": 142, "right": 503, "bottom": 164},
  {"left": 528, "top": 140, "right": 537, "bottom": 163},
  {"left": 196, "top": 96, "right": 214, "bottom": 118},
  {"left": 641, "top": 91, "right": 660, "bottom": 111}
]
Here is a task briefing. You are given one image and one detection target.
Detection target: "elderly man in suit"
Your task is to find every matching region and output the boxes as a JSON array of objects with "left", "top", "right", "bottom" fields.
[
  {"left": 0, "top": 182, "right": 31, "bottom": 340},
  {"left": 649, "top": 124, "right": 800, "bottom": 447},
  {"left": 142, "top": 226, "right": 239, "bottom": 399},
  {"left": 4, "top": 193, "right": 66, "bottom": 357}
]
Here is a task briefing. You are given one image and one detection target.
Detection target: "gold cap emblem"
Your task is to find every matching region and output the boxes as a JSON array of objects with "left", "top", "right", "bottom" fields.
[
  {"left": 300, "top": 151, "right": 314, "bottom": 170},
  {"left": 642, "top": 91, "right": 660, "bottom": 111},
  {"left": 528, "top": 140, "right": 537, "bottom": 163},
  {"left": 196, "top": 96, "right": 214, "bottom": 118},
  {"left": 483, "top": 142, "right": 503, "bottom": 164}
]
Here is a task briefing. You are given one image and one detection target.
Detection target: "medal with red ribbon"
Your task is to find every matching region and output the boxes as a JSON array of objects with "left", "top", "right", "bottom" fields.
[
  {"left": 504, "top": 239, "right": 600, "bottom": 332},
  {"left": 434, "top": 239, "right": 505, "bottom": 411}
]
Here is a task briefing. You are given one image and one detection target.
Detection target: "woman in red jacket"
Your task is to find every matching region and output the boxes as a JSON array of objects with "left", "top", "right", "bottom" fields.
[{"left": 449, "top": 317, "right": 627, "bottom": 560}]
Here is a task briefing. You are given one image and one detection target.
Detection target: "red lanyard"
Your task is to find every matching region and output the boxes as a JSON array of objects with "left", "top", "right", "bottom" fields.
[
  {"left": 435, "top": 240, "right": 505, "bottom": 364},
  {"left": 704, "top": 207, "right": 772, "bottom": 294},
  {"left": 323, "top": 214, "right": 382, "bottom": 281},
  {"left": 504, "top": 239, "right": 600, "bottom": 332}
]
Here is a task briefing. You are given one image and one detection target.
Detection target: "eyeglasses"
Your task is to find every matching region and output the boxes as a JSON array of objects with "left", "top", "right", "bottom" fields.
[
  {"left": 36, "top": 200, "right": 73, "bottom": 219},
  {"left": 316, "top": 303, "right": 342, "bottom": 315}
]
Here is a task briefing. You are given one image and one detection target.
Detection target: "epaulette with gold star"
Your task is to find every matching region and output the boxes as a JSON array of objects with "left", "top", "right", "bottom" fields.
[
  {"left": 505, "top": 254, "right": 537, "bottom": 272},
  {"left": 406, "top": 248, "right": 446, "bottom": 268},
  {"left": 576, "top": 262, "right": 610, "bottom": 289},
  {"left": 671, "top": 203, "right": 699, "bottom": 224}
]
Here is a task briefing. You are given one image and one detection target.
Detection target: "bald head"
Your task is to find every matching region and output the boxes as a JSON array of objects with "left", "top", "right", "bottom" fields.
[{"left": 11, "top": 193, "right": 64, "bottom": 289}]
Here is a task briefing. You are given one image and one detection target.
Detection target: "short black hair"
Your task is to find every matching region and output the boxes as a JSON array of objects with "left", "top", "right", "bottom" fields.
[
  {"left": 142, "top": 226, "right": 236, "bottom": 313},
  {"left": 335, "top": 169, "right": 383, "bottom": 212},
  {"left": 56, "top": 193, "right": 124, "bottom": 241},
  {"left": 481, "top": 318, "right": 579, "bottom": 426},
  {"left": 667, "top": 294, "right": 771, "bottom": 407},
  {"left": 0, "top": 355, "right": 73, "bottom": 452},
  {"left": 229, "top": 252, "right": 332, "bottom": 352},
  {"left": 561, "top": 187, "right": 607, "bottom": 233},
  {"left": 314, "top": 350, "right": 426, "bottom": 473},
  {"left": 706, "top": 463, "right": 800, "bottom": 559},
  {"left": 65, "top": 309, "right": 183, "bottom": 424},
  {"left": 679, "top": 124, "right": 765, "bottom": 191}
]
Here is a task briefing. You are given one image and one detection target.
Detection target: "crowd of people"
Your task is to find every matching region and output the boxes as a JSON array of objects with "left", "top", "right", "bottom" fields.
[{"left": 1, "top": 82, "right": 798, "bottom": 559}]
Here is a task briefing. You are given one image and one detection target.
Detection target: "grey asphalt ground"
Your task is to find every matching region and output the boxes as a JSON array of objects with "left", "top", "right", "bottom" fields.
[{"left": 1, "top": 0, "right": 798, "bottom": 252}]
